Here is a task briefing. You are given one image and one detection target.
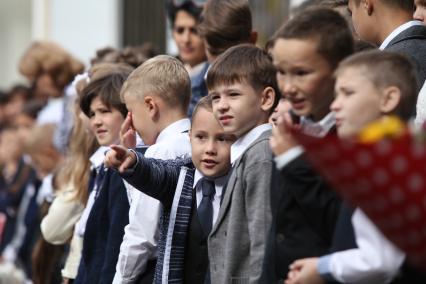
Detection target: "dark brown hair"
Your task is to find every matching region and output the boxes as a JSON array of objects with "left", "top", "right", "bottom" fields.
[
  {"left": 80, "top": 63, "right": 133, "bottom": 118},
  {"left": 206, "top": 44, "right": 281, "bottom": 112},
  {"left": 336, "top": 50, "right": 418, "bottom": 121},
  {"left": 272, "top": 7, "right": 354, "bottom": 68},
  {"left": 352, "top": 0, "right": 414, "bottom": 12},
  {"left": 198, "top": 0, "right": 253, "bottom": 56}
]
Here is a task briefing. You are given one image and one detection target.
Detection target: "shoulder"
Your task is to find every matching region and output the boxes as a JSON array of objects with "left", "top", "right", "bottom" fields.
[
  {"left": 145, "top": 134, "right": 191, "bottom": 160},
  {"left": 388, "top": 25, "right": 426, "bottom": 49},
  {"left": 240, "top": 130, "right": 273, "bottom": 164}
]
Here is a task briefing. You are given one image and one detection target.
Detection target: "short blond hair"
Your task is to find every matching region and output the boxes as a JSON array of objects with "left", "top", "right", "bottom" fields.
[{"left": 120, "top": 55, "right": 191, "bottom": 113}]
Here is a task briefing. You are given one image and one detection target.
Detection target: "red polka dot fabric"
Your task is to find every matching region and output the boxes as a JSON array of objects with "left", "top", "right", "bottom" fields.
[{"left": 294, "top": 132, "right": 426, "bottom": 269}]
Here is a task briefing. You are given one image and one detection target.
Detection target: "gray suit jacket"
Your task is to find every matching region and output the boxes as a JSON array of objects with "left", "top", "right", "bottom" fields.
[
  {"left": 208, "top": 130, "right": 273, "bottom": 284},
  {"left": 386, "top": 24, "right": 426, "bottom": 89}
]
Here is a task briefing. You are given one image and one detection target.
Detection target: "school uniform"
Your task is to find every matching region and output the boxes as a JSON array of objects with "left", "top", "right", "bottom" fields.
[
  {"left": 74, "top": 165, "right": 129, "bottom": 284},
  {"left": 208, "top": 124, "right": 274, "bottom": 283},
  {"left": 72, "top": 145, "right": 130, "bottom": 284},
  {"left": 113, "top": 119, "right": 191, "bottom": 284},
  {"left": 120, "top": 155, "right": 226, "bottom": 283},
  {"left": 271, "top": 113, "right": 342, "bottom": 280},
  {"left": 318, "top": 209, "right": 405, "bottom": 284},
  {"left": 380, "top": 21, "right": 426, "bottom": 91}
]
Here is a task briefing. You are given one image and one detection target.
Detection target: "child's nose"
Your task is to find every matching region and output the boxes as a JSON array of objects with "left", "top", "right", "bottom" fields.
[
  {"left": 282, "top": 77, "right": 297, "bottom": 95},
  {"left": 330, "top": 97, "right": 341, "bottom": 112},
  {"left": 205, "top": 140, "right": 217, "bottom": 155}
]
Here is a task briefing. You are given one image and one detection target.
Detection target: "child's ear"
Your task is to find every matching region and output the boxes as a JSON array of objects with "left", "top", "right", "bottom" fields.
[
  {"left": 362, "top": 0, "right": 373, "bottom": 16},
  {"left": 144, "top": 96, "right": 159, "bottom": 118},
  {"left": 380, "top": 86, "right": 401, "bottom": 114},
  {"left": 260, "top": 87, "right": 276, "bottom": 112}
]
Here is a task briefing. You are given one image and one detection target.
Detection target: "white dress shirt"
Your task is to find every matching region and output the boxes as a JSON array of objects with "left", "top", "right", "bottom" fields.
[
  {"left": 379, "top": 20, "right": 423, "bottom": 50},
  {"left": 231, "top": 123, "right": 272, "bottom": 164},
  {"left": 193, "top": 170, "right": 227, "bottom": 226},
  {"left": 113, "top": 118, "right": 191, "bottom": 284},
  {"left": 318, "top": 208, "right": 405, "bottom": 284},
  {"left": 415, "top": 81, "right": 426, "bottom": 126}
]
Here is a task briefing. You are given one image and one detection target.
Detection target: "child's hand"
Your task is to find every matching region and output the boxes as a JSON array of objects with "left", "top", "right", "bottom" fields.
[
  {"left": 270, "top": 111, "right": 300, "bottom": 156},
  {"left": 120, "top": 112, "right": 137, "bottom": 148},
  {"left": 284, "top": 258, "right": 324, "bottom": 284},
  {"left": 104, "top": 144, "right": 137, "bottom": 173}
]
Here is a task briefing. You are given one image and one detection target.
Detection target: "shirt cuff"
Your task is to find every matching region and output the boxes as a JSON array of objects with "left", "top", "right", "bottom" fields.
[
  {"left": 317, "top": 255, "right": 337, "bottom": 282},
  {"left": 274, "top": 146, "right": 304, "bottom": 170}
]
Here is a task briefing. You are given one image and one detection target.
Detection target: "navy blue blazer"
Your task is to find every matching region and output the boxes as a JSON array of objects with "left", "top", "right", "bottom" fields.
[{"left": 75, "top": 167, "right": 129, "bottom": 284}]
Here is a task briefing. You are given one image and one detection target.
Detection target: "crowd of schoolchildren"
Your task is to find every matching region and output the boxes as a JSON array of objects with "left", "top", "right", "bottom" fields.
[{"left": 0, "top": 0, "right": 425, "bottom": 283}]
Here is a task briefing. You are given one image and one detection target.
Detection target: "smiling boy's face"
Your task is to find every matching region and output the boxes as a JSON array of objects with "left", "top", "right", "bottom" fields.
[
  {"left": 190, "top": 107, "right": 235, "bottom": 178},
  {"left": 210, "top": 81, "right": 273, "bottom": 138},
  {"left": 272, "top": 38, "right": 335, "bottom": 122}
]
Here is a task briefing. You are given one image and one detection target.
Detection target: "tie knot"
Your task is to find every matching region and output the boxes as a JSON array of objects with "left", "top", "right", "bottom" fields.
[{"left": 201, "top": 178, "right": 215, "bottom": 199}]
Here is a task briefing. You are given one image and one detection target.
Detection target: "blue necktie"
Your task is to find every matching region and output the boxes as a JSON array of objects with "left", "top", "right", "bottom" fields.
[
  {"left": 197, "top": 178, "right": 216, "bottom": 235},
  {"left": 93, "top": 164, "right": 106, "bottom": 198}
]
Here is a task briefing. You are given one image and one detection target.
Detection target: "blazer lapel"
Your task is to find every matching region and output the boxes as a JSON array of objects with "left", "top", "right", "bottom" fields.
[{"left": 210, "top": 162, "right": 239, "bottom": 236}]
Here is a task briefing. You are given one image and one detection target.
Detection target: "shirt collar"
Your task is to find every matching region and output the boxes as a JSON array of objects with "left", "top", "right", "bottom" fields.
[
  {"left": 230, "top": 123, "right": 272, "bottom": 164},
  {"left": 300, "top": 112, "right": 335, "bottom": 138},
  {"left": 380, "top": 21, "right": 423, "bottom": 50},
  {"left": 90, "top": 146, "right": 110, "bottom": 168},
  {"left": 156, "top": 118, "right": 190, "bottom": 144},
  {"left": 193, "top": 169, "right": 228, "bottom": 198}
]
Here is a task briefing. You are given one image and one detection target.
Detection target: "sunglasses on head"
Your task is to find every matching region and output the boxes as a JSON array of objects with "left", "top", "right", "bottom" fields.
[{"left": 172, "top": 0, "right": 207, "bottom": 7}]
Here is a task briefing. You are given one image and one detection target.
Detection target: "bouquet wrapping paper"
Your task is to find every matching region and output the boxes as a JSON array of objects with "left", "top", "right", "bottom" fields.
[{"left": 294, "top": 130, "right": 426, "bottom": 269}]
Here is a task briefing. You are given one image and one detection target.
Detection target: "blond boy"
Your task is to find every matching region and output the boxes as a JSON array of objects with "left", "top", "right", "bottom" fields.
[{"left": 113, "top": 55, "right": 192, "bottom": 283}]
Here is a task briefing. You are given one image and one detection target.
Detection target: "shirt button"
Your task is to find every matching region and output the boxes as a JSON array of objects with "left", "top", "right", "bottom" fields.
[{"left": 276, "top": 233, "right": 285, "bottom": 243}]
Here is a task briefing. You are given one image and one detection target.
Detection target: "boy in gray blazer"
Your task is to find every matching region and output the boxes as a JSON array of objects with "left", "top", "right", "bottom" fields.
[{"left": 206, "top": 44, "right": 281, "bottom": 283}]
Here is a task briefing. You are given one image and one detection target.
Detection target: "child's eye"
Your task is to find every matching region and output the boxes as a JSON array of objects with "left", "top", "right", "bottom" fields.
[
  {"left": 277, "top": 68, "right": 286, "bottom": 76},
  {"left": 216, "top": 135, "right": 226, "bottom": 142},
  {"left": 195, "top": 134, "right": 206, "bottom": 140},
  {"left": 100, "top": 108, "right": 111, "bottom": 114},
  {"left": 296, "top": 70, "right": 309, "bottom": 76},
  {"left": 88, "top": 111, "right": 95, "bottom": 118},
  {"left": 174, "top": 27, "right": 185, "bottom": 34},
  {"left": 210, "top": 94, "right": 220, "bottom": 101},
  {"left": 229, "top": 92, "right": 240, "bottom": 97}
]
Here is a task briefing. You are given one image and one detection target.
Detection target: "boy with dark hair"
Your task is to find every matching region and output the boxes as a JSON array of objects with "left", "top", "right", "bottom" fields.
[
  {"left": 269, "top": 7, "right": 354, "bottom": 281},
  {"left": 348, "top": 0, "right": 426, "bottom": 89},
  {"left": 205, "top": 44, "right": 280, "bottom": 283},
  {"left": 286, "top": 50, "right": 421, "bottom": 284},
  {"left": 105, "top": 96, "right": 235, "bottom": 283}
]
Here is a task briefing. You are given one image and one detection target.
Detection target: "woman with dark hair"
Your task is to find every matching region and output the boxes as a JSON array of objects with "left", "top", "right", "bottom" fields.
[{"left": 166, "top": 0, "right": 208, "bottom": 116}]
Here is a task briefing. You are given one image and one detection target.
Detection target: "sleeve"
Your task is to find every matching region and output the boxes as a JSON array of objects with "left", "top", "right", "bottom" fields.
[
  {"left": 280, "top": 154, "right": 341, "bottom": 242},
  {"left": 244, "top": 160, "right": 274, "bottom": 283},
  {"left": 99, "top": 172, "right": 131, "bottom": 284},
  {"left": 120, "top": 153, "right": 187, "bottom": 208},
  {"left": 40, "top": 188, "right": 84, "bottom": 245},
  {"left": 326, "top": 209, "right": 405, "bottom": 284},
  {"left": 274, "top": 146, "right": 304, "bottom": 170}
]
